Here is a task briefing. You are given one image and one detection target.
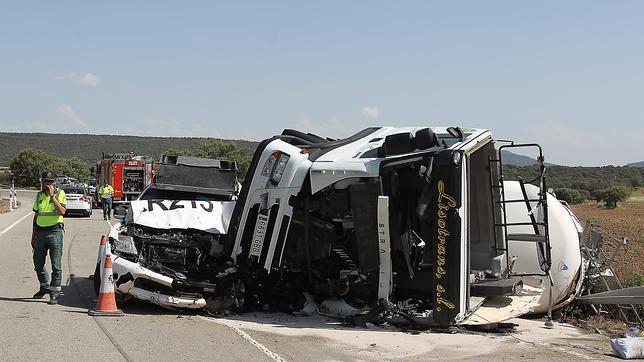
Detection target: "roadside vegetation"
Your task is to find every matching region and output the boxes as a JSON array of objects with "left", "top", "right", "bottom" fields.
[{"left": 10, "top": 148, "right": 91, "bottom": 187}]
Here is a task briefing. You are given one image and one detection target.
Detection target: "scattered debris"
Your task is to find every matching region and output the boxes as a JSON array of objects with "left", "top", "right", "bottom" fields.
[
  {"left": 574, "top": 222, "right": 644, "bottom": 328},
  {"left": 611, "top": 327, "right": 644, "bottom": 359}
]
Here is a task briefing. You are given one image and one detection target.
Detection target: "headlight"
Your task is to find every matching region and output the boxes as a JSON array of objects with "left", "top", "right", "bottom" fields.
[
  {"left": 113, "top": 234, "right": 137, "bottom": 255},
  {"left": 261, "top": 152, "right": 290, "bottom": 185},
  {"left": 261, "top": 152, "right": 278, "bottom": 177},
  {"left": 452, "top": 151, "right": 462, "bottom": 166},
  {"left": 271, "top": 153, "right": 290, "bottom": 184}
]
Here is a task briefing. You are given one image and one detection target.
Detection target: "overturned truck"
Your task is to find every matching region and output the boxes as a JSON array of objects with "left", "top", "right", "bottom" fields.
[
  {"left": 226, "top": 126, "right": 572, "bottom": 327},
  {"left": 107, "top": 127, "right": 582, "bottom": 328}
]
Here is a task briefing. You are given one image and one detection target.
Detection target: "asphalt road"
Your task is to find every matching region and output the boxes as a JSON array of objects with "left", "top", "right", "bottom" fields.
[{"left": 0, "top": 190, "right": 614, "bottom": 361}]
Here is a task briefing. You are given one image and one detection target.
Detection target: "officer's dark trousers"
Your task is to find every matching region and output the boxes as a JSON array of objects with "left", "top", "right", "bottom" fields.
[
  {"left": 33, "top": 228, "right": 64, "bottom": 295},
  {"left": 102, "top": 197, "right": 112, "bottom": 219}
]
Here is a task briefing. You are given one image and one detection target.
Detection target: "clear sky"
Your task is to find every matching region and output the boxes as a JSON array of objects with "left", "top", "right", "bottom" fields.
[{"left": 1, "top": 1, "right": 643, "bottom": 166}]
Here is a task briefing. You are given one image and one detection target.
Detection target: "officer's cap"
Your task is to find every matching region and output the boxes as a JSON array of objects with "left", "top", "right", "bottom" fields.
[{"left": 41, "top": 171, "right": 56, "bottom": 181}]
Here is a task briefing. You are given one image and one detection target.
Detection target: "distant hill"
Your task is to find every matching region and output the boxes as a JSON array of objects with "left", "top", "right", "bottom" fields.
[
  {"left": 500, "top": 150, "right": 538, "bottom": 166},
  {"left": 499, "top": 150, "right": 560, "bottom": 167},
  {"left": 626, "top": 161, "right": 644, "bottom": 167},
  {"left": 0, "top": 132, "right": 258, "bottom": 166}
]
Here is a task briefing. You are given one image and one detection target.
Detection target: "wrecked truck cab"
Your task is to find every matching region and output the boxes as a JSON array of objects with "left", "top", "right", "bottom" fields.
[
  {"left": 101, "top": 156, "right": 243, "bottom": 311},
  {"left": 228, "top": 127, "right": 547, "bottom": 327}
]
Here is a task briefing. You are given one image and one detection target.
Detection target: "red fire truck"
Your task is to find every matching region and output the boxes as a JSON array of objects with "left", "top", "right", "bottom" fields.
[{"left": 95, "top": 153, "right": 154, "bottom": 205}]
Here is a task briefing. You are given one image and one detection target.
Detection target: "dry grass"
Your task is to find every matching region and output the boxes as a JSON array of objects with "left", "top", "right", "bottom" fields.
[{"left": 562, "top": 313, "right": 630, "bottom": 337}]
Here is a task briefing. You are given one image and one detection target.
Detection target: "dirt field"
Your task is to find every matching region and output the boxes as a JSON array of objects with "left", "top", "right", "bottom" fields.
[{"left": 570, "top": 198, "right": 644, "bottom": 283}]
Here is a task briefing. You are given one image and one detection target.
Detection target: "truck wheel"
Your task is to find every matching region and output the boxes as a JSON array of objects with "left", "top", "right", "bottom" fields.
[
  {"left": 205, "top": 278, "right": 246, "bottom": 315},
  {"left": 231, "top": 278, "right": 246, "bottom": 311}
]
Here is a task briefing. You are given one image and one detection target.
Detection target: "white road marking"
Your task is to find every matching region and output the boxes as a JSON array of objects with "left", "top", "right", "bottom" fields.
[
  {"left": 0, "top": 211, "right": 32, "bottom": 237},
  {"left": 198, "top": 316, "right": 285, "bottom": 362}
]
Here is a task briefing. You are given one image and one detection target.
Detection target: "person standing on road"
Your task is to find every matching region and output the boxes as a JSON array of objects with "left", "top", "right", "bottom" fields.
[
  {"left": 98, "top": 181, "right": 114, "bottom": 220},
  {"left": 31, "top": 171, "right": 66, "bottom": 305}
]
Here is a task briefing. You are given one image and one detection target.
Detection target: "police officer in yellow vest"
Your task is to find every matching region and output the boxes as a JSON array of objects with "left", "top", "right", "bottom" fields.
[
  {"left": 31, "top": 171, "right": 67, "bottom": 305},
  {"left": 98, "top": 181, "right": 114, "bottom": 220}
]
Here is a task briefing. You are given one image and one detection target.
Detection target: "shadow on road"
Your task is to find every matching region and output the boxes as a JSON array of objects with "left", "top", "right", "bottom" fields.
[
  {"left": 58, "top": 283, "right": 92, "bottom": 309},
  {"left": 0, "top": 296, "right": 49, "bottom": 304},
  {"left": 120, "top": 299, "right": 203, "bottom": 316},
  {"left": 0, "top": 281, "right": 93, "bottom": 309}
]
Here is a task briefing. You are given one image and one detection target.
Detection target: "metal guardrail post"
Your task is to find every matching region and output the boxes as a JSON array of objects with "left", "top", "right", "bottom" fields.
[{"left": 9, "top": 180, "right": 17, "bottom": 210}]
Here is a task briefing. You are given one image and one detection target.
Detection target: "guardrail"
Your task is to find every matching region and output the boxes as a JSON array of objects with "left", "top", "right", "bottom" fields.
[{"left": 9, "top": 181, "right": 18, "bottom": 211}]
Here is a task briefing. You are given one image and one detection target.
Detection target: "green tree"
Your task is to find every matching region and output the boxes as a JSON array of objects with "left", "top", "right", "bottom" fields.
[
  {"left": 58, "top": 157, "right": 92, "bottom": 181},
  {"left": 9, "top": 148, "right": 91, "bottom": 187},
  {"left": 590, "top": 188, "right": 604, "bottom": 203},
  {"left": 596, "top": 186, "right": 631, "bottom": 208},
  {"left": 9, "top": 148, "right": 52, "bottom": 186},
  {"left": 556, "top": 188, "right": 585, "bottom": 204},
  {"left": 195, "top": 140, "right": 252, "bottom": 178}
]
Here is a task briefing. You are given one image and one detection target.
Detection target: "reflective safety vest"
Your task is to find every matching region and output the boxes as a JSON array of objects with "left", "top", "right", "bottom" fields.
[
  {"left": 33, "top": 190, "right": 67, "bottom": 227},
  {"left": 98, "top": 185, "right": 114, "bottom": 199}
]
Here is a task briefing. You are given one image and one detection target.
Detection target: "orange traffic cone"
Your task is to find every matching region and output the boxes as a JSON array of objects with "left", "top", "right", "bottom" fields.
[
  {"left": 96, "top": 235, "right": 106, "bottom": 262},
  {"left": 89, "top": 253, "right": 124, "bottom": 316},
  {"left": 96, "top": 235, "right": 107, "bottom": 277}
]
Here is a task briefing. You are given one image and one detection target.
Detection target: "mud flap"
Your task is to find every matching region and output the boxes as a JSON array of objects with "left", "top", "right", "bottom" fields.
[
  {"left": 350, "top": 183, "right": 380, "bottom": 274},
  {"left": 377, "top": 196, "right": 393, "bottom": 301}
]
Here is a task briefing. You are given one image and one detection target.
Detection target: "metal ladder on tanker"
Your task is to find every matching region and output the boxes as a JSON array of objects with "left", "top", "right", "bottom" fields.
[{"left": 488, "top": 143, "right": 555, "bottom": 326}]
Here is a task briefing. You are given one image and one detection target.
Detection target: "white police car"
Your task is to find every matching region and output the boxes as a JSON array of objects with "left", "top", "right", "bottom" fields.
[{"left": 61, "top": 185, "right": 92, "bottom": 217}]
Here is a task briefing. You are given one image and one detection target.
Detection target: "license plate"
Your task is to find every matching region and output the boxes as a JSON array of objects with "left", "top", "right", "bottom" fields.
[{"left": 250, "top": 213, "right": 269, "bottom": 257}]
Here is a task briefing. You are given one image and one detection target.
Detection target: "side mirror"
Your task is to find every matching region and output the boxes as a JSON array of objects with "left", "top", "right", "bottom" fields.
[
  {"left": 446, "top": 126, "right": 464, "bottom": 141},
  {"left": 113, "top": 206, "right": 128, "bottom": 220}
]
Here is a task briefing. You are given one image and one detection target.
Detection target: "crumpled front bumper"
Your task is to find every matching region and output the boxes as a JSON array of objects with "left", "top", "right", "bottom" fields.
[
  {"left": 117, "top": 280, "right": 207, "bottom": 309},
  {"left": 107, "top": 242, "right": 207, "bottom": 309}
]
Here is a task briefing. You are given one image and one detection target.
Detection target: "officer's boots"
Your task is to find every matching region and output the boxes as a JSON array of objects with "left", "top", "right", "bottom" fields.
[
  {"left": 32, "top": 288, "right": 49, "bottom": 299},
  {"left": 48, "top": 294, "right": 59, "bottom": 305}
]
